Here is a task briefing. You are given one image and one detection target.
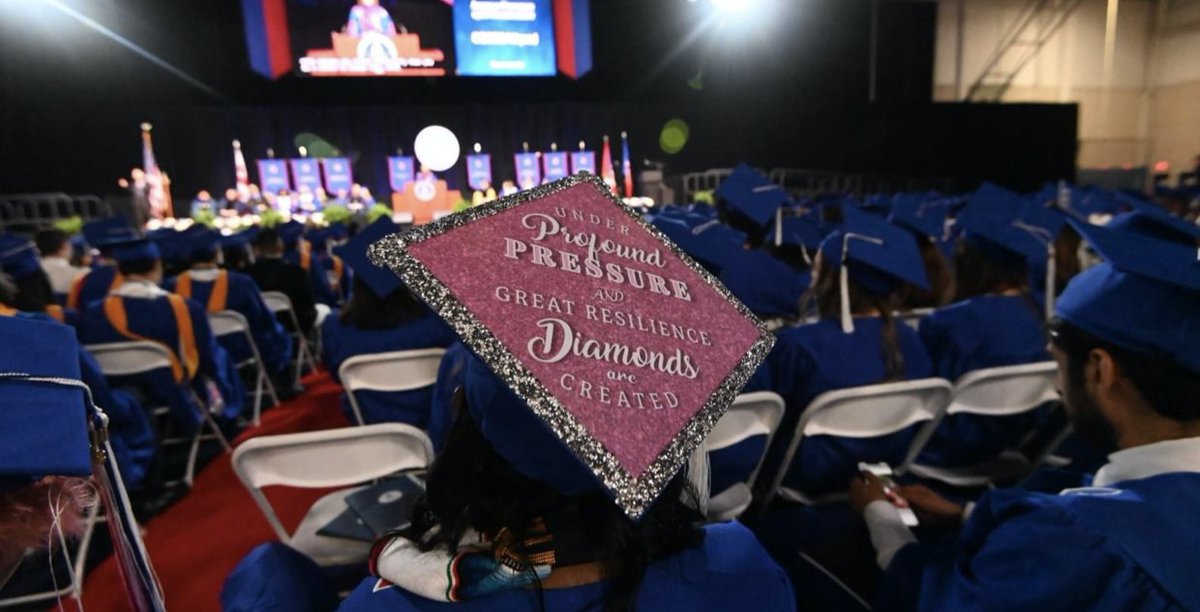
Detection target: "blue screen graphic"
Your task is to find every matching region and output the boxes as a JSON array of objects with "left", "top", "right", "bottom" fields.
[{"left": 453, "top": 0, "right": 557, "bottom": 76}]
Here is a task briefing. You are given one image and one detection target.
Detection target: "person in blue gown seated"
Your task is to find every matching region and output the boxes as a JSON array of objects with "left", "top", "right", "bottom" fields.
[
  {"left": 165, "top": 228, "right": 293, "bottom": 393},
  {"left": 718, "top": 248, "right": 811, "bottom": 323},
  {"left": 279, "top": 220, "right": 341, "bottom": 308},
  {"left": 67, "top": 217, "right": 139, "bottom": 310},
  {"left": 77, "top": 236, "right": 246, "bottom": 432},
  {"left": 0, "top": 283, "right": 155, "bottom": 492},
  {"left": 307, "top": 227, "right": 352, "bottom": 306},
  {"left": 847, "top": 220, "right": 1200, "bottom": 611},
  {"left": 746, "top": 207, "right": 933, "bottom": 498},
  {"left": 913, "top": 202, "right": 1053, "bottom": 469},
  {"left": 321, "top": 217, "right": 457, "bottom": 426},
  {"left": 0, "top": 234, "right": 75, "bottom": 325},
  {"left": 886, "top": 194, "right": 955, "bottom": 310},
  {"left": 338, "top": 354, "right": 795, "bottom": 612}
]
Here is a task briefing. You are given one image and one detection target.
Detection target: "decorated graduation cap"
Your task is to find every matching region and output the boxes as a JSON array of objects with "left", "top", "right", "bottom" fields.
[
  {"left": 0, "top": 234, "right": 42, "bottom": 281},
  {"left": 1057, "top": 219, "right": 1200, "bottom": 373},
  {"left": 367, "top": 173, "right": 774, "bottom": 517},
  {"left": 819, "top": 206, "right": 928, "bottom": 333},
  {"left": 82, "top": 217, "right": 137, "bottom": 248},
  {"left": 715, "top": 164, "right": 789, "bottom": 228},
  {"left": 334, "top": 216, "right": 403, "bottom": 298}
]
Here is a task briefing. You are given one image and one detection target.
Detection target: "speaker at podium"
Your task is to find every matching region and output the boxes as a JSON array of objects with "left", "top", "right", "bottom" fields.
[{"left": 392, "top": 179, "right": 462, "bottom": 225}]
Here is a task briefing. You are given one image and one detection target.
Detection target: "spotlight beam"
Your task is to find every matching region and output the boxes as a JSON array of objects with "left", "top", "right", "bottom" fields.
[{"left": 44, "top": 0, "right": 229, "bottom": 102}]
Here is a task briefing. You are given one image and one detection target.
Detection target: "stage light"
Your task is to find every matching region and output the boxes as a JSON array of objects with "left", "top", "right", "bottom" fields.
[
  {"left": 711, "top": 0, "right": 754, "bottom": 13},
  {"left": 414, "top": 125, "right": 461, "bottom": 172},
  {"left": 659, "top": 119, "right": 690, "bottom": 155}
]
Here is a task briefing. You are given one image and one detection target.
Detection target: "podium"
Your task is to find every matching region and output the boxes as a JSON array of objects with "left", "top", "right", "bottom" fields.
[
  {"left": 392, "top": 180, "right": 462, "bottom": 225},
  {"left": 300, "top": 32, "right": 447, "bottom": 77}
]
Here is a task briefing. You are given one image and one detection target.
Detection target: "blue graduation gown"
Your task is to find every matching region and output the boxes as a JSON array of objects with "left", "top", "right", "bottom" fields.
[
  {"left": 745, "top": 318, "right": 933, "bottom": 495},
  {"left": 718, "top": 250, "right": 811, "bottom": 320},
  {"left": 67, "top": 265, "right": 121, "bottom": 310},
  {"left": 338, "top": 521, "right": 795, "bottom": 612},
  {"left": 916, "top": 294, "right": 1050, "bottom": 467},
  {"left": 77, "top": 291, "right": 246, "bottom": 431},
  {"left": 429, "top": 342, "right": 470, "bottom": 452},
  {"left": 221, "top": 542, "right": 340, "bottom": 612},
  {"left": 164, "top": 270, "right": 293, "bottom": 376},
  {"left": 880, "top": 472, "right": 1200, "bottom": 611},
  {"left": 321, "top": 312, "right": 458, "bottom": 426}
]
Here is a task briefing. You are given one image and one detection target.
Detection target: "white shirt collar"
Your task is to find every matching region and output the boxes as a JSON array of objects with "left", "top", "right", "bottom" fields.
[
  {"left": 1092, "top": 437, "right": 1200, "bottom": 487},
  {"left": 187, "top": 268, "right": 221, "bottom": 281},
  {"left": 112, "top": 279, "right": 169, "bottom": 299},
  {"left": 42, "top": 256, "right": 70, "bottom": 267}
]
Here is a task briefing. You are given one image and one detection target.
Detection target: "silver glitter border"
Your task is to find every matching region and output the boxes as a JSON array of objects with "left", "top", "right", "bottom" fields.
[{"left": 368, "top": 172, "right": 775, "bottom": 518}]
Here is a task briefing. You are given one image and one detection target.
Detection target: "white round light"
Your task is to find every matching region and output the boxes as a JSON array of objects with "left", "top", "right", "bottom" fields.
[{"left": 414, "top": 125, "right": 460, "bottom": 172}]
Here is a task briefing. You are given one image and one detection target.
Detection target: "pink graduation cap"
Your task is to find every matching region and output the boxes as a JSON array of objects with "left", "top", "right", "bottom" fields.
[{"left": 368, "top": 173, "right": 774, "bottom": 517}]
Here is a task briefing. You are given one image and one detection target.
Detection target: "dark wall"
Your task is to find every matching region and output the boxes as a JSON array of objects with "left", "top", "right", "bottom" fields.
[{"left": 0, "top": 0, "right": 1076, "bottom": 204}]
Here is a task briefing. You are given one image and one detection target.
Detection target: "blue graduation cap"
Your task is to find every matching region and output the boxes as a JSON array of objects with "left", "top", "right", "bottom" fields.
[
  {"left": 1057, "top": 219, "right": 1200, "bottom": 373},
  {"left": 220, "top": 228, "right": 255, "bottom": 250},
  {"left": 333, "top": 217, "right": 402, "bottom": 298},
  {"left": 306, "top": 227, "right": 333, "bottom": 252},
  {"left": 715, "top": 164, "right": 789, "bottom": 228},
  {"left": 182, "top": 228, "right": 223, "bottom": 260},
  {"left": 887, "top": 194, "right": 950, "bottom": 238},
  {"left": 820, "top": 207, "right": 928, "bottom": 332},
  {"left": 277, "top": 220, "right": 305, "bottom": 248},
  {"left": 1110, "top": 192, "right": 1200, "bottom": 245},
  {"left": 956, "top": 204, "right": 1055, "bottom": 268},
  {"left": 82, "top": 217, "right": 136, "bottom": 248},
  {"left": 0, "top": 316, "right": 92, "bottom": 492},
  {"left": 0, "top": 234, "right": 42, "bottom": 281},
  {"left": 767, "top": 210, "right": 825, "bottom": 263},
  {"left": 651, "top": 216, "right": 746, "bottom": 274},
  {"left": 111, "top": 237, "right": 161, "bottom": 264},
  {"left": 465, "top": 353, "right": 600, "bottom": 495}
]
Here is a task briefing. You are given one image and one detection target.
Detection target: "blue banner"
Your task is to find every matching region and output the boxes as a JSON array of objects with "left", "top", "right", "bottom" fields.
[
  {"left": 320, "top": 158, "right": 354, "bottom": 194},
  {"left": 453, "top": 0, "right": 556, "bottom": 76},
  {"left": 466, "top": 154, "right": 493, "bottom": 190},
  {"left": 570, "top": 151, "right": 596, "bottom": 176},
  {"left": 388, "top": 156, "right": 415, "bottom": 193},
  {"left": 257, "top": 159, "right": 290, "bottom": 194},
  {"left": 542, "top": 151, "right": 569, "bottom": 182},
  {"left": 289, "top": 159, "right": 322, "bottom": 191},
  {"left": 514, "top": 153, "right": 542, "bottom": 190}
]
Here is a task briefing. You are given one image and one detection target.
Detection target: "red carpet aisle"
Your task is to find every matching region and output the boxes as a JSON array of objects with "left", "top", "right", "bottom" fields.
[{"left": 82, "top": 371, "right": 352, "bottom": 612}]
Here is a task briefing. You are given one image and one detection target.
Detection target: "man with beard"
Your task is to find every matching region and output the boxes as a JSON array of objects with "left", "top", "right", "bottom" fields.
[{"left": 846, "top": 219, "right": 1200, "bottom": 610}]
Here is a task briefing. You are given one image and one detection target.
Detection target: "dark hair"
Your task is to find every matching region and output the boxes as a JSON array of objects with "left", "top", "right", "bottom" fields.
[
  {"left": 34, "top": 229, "right": 68, "bottom": 257},
  {"left": 339, "top": 276, "right": 428, "bottom": 330},
  {"left": 253, "top": 229, "right": 281, "bottom": 251},
  {"left": 13, "top": 271, "right": 55, "bottom": 312},
  {"left": 1049, "top": 319, "right": 1200, "bottom": 422},
  {"left": 117, "top": 258, "right": 158, "bottom": 276},
  {"left": 895, "top": 233, "right": 954, "bottom": 309},
  {"left": 804, "top": 254, "right": 906, "bottom": 381},
  {"left": 190, "top": 247, "right": 219, "bottom": 266},
  {"left": 952, "top": 237, "right": 1030, "bottom": 302},
  {"left": 407, "top": 391, "right": 705, "bottom": 612},
  {"left": 222, "top": 245, "right": 251, "bottom": 271}
]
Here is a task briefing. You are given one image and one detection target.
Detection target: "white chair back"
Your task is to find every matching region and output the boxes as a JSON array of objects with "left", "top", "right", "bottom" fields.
[
  {"left": 338, "top": 348, "right": 447, "bottom": 425},
  {"left": 704, "top": 391, "right": 785, "bottom": 521},
  {"left": 231, "top": 423, "right": 434, "bottom": 543},
  {"left": 261, "top": 291, "right": 294, "bottom": 316},
  {"left": 208, "top": 309, "right": 250, "bottom": 338},
  {"left": 945, "top": 361, "right": 1058, "bottom": 417},
  {"left": 85, "top": 341, "right": 175, "bottom": 376},
  {"left": 768, "top": 378, "right": 953, "bottom": 504}
]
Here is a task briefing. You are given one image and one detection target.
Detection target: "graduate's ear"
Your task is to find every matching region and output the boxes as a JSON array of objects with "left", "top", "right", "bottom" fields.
[{"left": 1088, "top": 348, "right": 1119, "bottom": 396}]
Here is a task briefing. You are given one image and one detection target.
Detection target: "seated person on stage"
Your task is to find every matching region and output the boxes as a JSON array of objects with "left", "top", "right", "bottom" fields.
[
  {"left": 0, "top": 284, "right": 155, "bottom": 492},
  {"left": 321, "top": 217, "right": 457, "bottom": 426},
  {"left": 68, "top": 217, "right": 138, "bottom": 310},
  {"left": 339, "top": 354, "right": 795, "bottom": 611},
  {"left": 848, "top": 221, "right": 1200, "bottom": 610},
  {"left": 279, "top": 221, "right": 341, "bottom": 308},
  {"left": 77, "top": 237, "right": 245, "bottom": 431},
  {"left": 347, "top": 0, "right": 397, "bottom": 37},
  {"left": 191, "top": 190, "right": 216, "bottom": 218},
  {"left": 247, "top": 227, "right": 320, "bottom": 336},
  {"left": 745, "top": 208, "right": 933, "bottom": 496},
  {"left": 913, "top": 208, "right": 1052, "bottom": 468},
  {"left": 0, "top": 234, "right": 73, "bottom": 324},
  {"left": 165, "top": 228, "right": 293, "bottom": 393},
  {"left": 34, "top": 228, "right": 88, "bottom": 301}
]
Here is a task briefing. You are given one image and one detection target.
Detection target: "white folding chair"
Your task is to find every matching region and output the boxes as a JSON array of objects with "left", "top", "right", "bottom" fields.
[
  {"left": 209, "top": 310, "right": 280, "bottom": 426},
  {"left": 337, "top": 348, "right": 447, "bottom": 426},
  {"left": 906, "top": 362, "right": 1060, "bottom": 488},
  {"left": 703, "top": 391, "right": 785, "bottom": 521},
  {"left": 86, "top": 341, "right": 232, "bottom": 487},
  {"left": 261, "top": 291, "right": 318, "bottom": 379},
  {"left": 765, "top": 378, "right": 953, "bottom": 506},
  {"left": 231, "top": 423, "right": 434, "bottom": 566},
  {"left": 893, "top": 307, "right": 934, "bottom": 331}
]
